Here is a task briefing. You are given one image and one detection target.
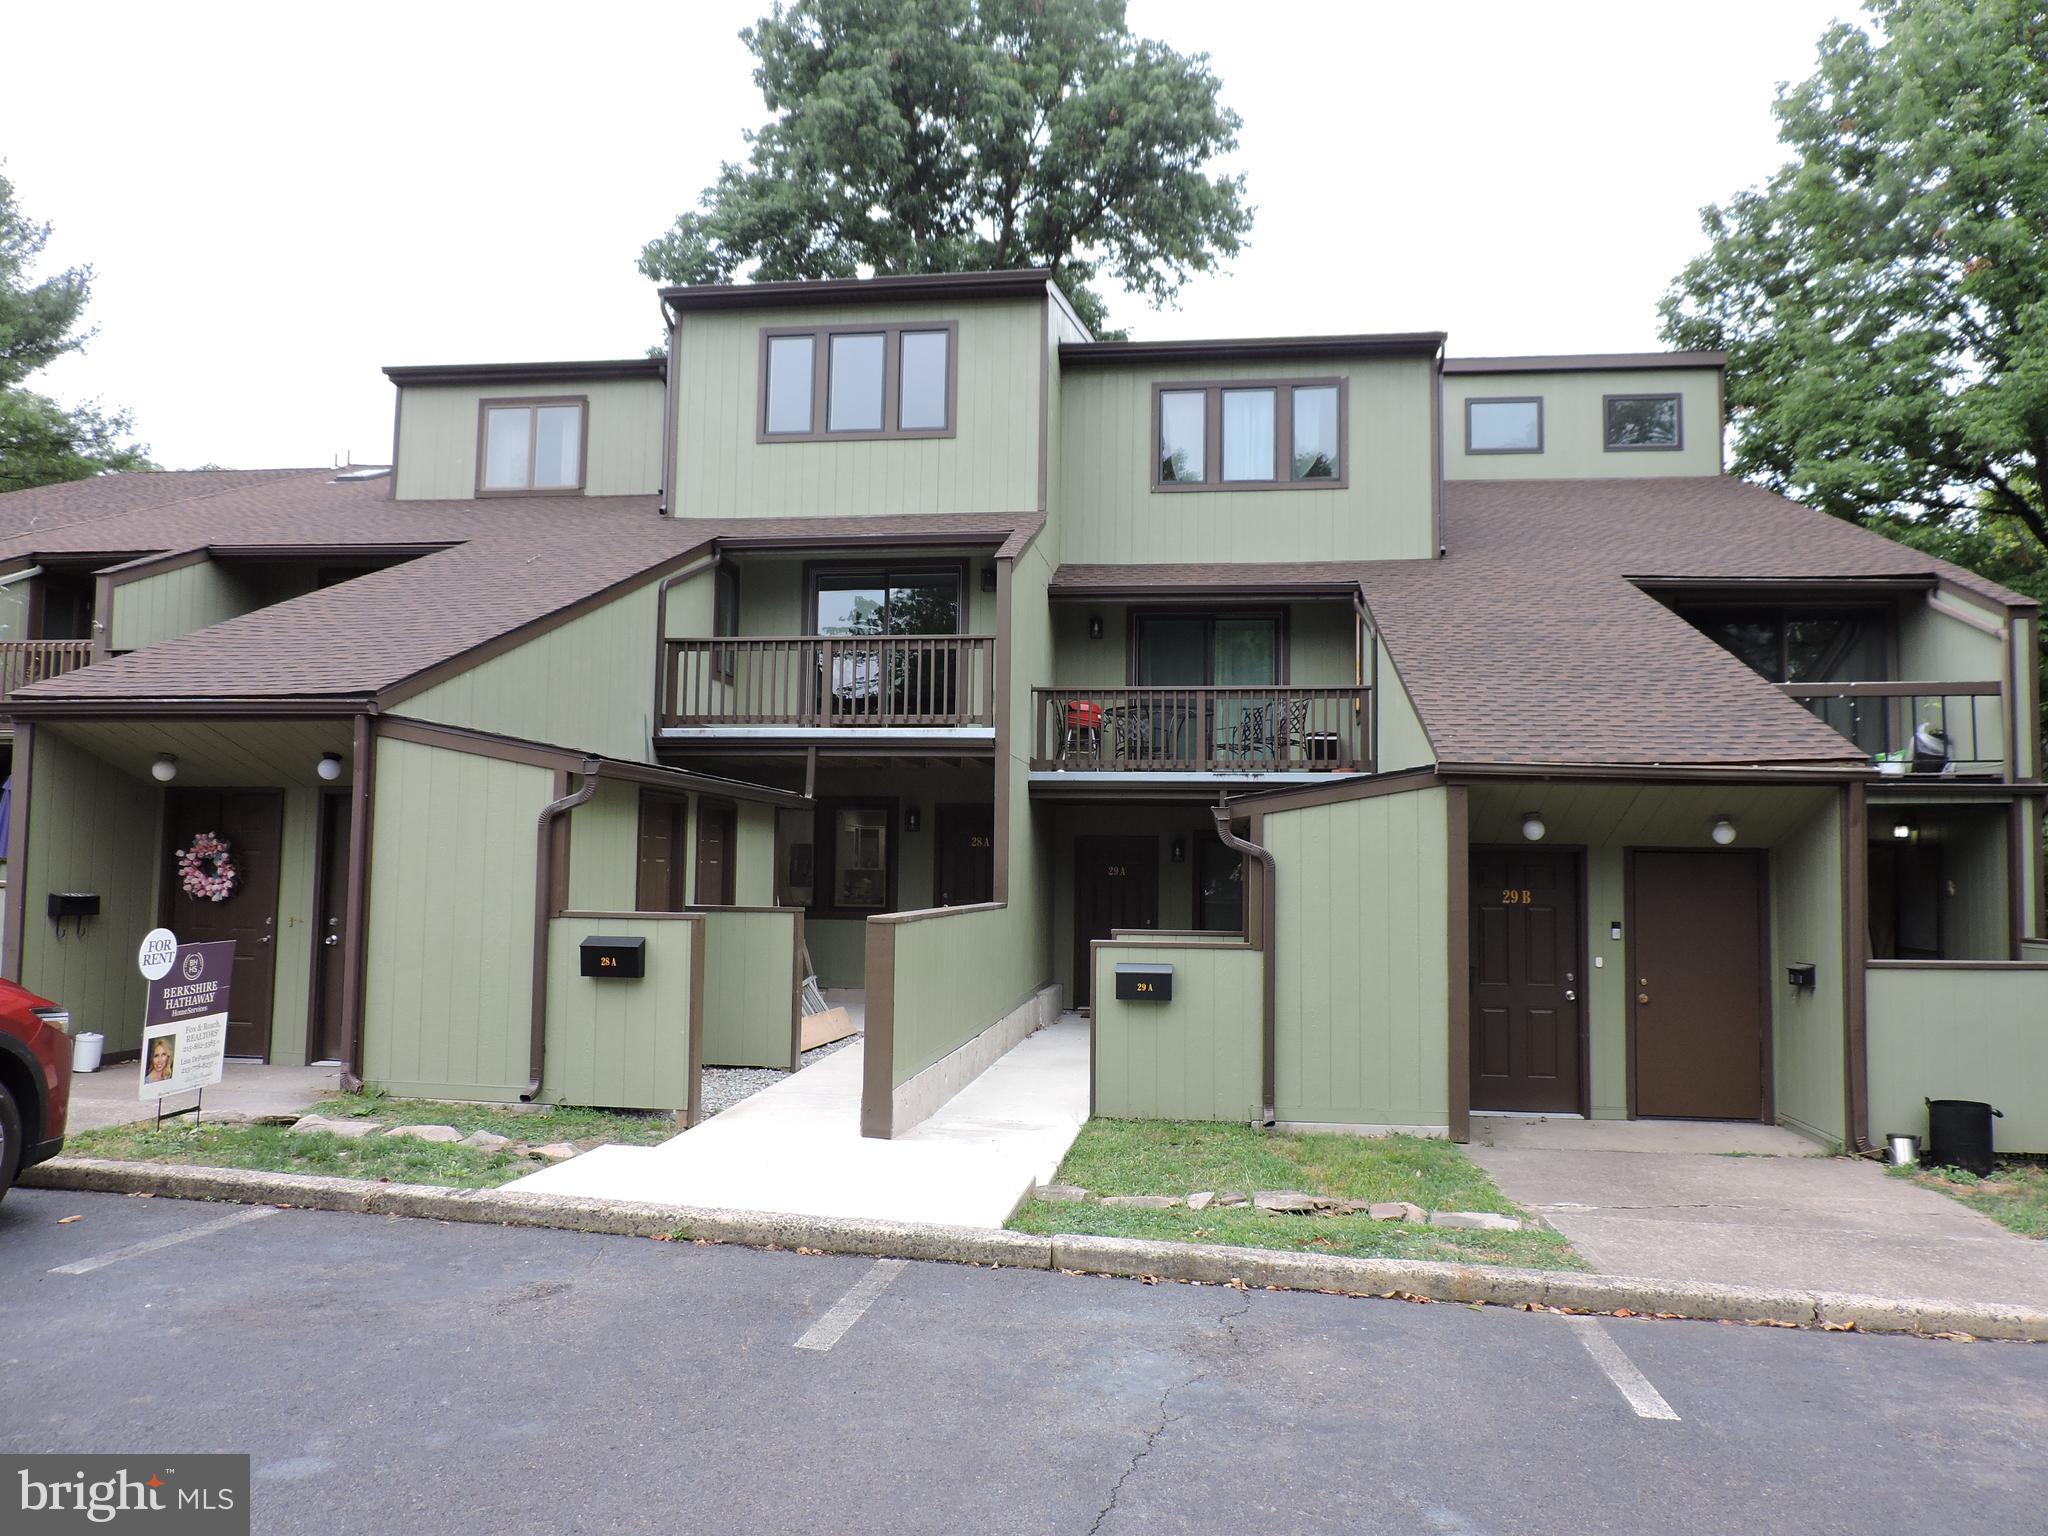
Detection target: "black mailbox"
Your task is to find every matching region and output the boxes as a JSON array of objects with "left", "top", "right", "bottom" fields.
[
  {"left": 47, "top": 892, "right": 101, "bottom": 920},
  {"left": 1113, "top": 963, "right": 1173, "bottom": 1002},
  {"left": 580, "top": 936, "right": 646, "bottom": 979}
]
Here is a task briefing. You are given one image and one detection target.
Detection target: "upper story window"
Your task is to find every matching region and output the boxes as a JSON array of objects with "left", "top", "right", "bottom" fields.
[
  {"left": 1604, "top": 393, "right": 1682, "bottom": 451},
  {"left": 759, "top": 322, "right": 957, "bottom": 442},
  {"left": 478, "top": 397, "right": 586, "bottom": 494},
  {"left": 1152, "top": 379, "right": 1347, "bottom": 491},
  {"left": 1464, "top": 396, "right": 1543, "bottom": 455}
]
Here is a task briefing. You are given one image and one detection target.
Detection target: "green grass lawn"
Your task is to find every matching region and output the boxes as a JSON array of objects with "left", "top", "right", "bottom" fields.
[
  {"left": 64, "top": 1091, "right": 677, "bottom": 1190},
  {"left": 1008, "top": 1119, "right": 1583, "bottom": 1271},
  {"left": 1892, "top": 1156, "right": 2048, "bottom": 1239}
]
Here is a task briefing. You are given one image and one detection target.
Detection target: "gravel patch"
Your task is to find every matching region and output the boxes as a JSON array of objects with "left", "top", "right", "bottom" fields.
[{"left": 699, "top": 1034, "right": 859, "bottom": 1118}]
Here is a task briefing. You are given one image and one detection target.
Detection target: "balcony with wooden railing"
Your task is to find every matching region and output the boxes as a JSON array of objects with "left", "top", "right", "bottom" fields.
[
  {"left": 662, "top": 635, "right": 996, "bottom": 731},
  {"left": 0, "top": 640, "right": 93, "bottom": 711},
  {"left": 1031, "top": 686, "right": 1371, "bottom": 774},
  {"left": 1779, "top": 680, "right": 2007, "bottom": 778}
]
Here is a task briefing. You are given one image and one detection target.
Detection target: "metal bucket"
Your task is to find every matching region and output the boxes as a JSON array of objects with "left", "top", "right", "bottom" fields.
[
  {"left": 1886, "top": 1133, "right": 1919, "bottom": 1167},
  {"left": 72, "top": 1031, "right": 104, "bottom": 1073}
]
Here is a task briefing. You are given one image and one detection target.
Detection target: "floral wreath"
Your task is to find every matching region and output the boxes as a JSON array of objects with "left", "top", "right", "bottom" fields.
[{"left": 177, "top": 831, "right": 238, "bottom": 903}]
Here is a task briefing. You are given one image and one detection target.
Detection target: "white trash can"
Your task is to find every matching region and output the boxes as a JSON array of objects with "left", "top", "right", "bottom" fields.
[{"left": 72, "top": 1031, "right": 104, "bottom": 1073}]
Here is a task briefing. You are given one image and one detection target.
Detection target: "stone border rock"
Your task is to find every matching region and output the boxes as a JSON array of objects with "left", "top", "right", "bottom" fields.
[{"left": 23, "top": 1156, "right": 2045, "bottom": 1343}]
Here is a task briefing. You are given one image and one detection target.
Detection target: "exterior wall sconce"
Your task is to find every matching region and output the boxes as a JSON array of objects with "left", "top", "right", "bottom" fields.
[
  {"left": 1170, "top": 837, "right": 1186, "bottom": 863},
  {"left": 150, "top": 753, "right": 179, "bottom": 783},
  {"left": 906, "top": 805, "right": 921, "bottom": 833},
  {"left": 980, "top": 566, "right": 997, "bottom": 593},
  {"left": 1892, "top": 820, "right": 1913, "bottom": 840},
  {"left": 316, "top": 753, "right": 344, "bottom": 782},
  {"left": 1710, "top": 816, "right": 1738, "bottom": 846},
  {"left": 1088, "top": 614, "right": 1104, "bottom": 641},
  {"left": 1519, "top": 811, "right": 1545, "bottom": 842}
]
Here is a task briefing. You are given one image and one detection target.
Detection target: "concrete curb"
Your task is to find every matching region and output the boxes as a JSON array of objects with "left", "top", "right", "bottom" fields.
[{"left": 24, "top": 1157, "right": 2044, "bottom": 1342}]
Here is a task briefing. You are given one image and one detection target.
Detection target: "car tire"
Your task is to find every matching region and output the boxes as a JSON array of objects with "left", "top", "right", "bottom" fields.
[{"left": 0, "top": 1080, "right": 21, "bottom": 1204}]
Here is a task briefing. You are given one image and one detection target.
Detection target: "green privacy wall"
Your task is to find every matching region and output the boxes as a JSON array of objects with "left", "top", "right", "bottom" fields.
[
  {"left": 736, "top": 802, "right": 775, "bottom": 905},
  {"left": 1092, "top": 938, "right": 1263, "bottom": 1121},
  {"left": 696, "top": 906, "right": 800, "bottom": 1069},
  {"left": 1441, "top": 367, "right": 1722, "bottom": 479},
  {"left": 361, "top": 736, "right": 552, "bottom": 1100},
  {"left": 1056, "top": 355, "right": 1437, "bottom": 564},
  {"left": 394, "top": 376, "right": 665, "bottom": 500},
  {"left": 1263, "top": 786, "right": 1451, "bottom": 1129},
  {"left": 1868, "top": 965, "right": 2048, "bottom": 1154},
  {"left": 16, "top": 730, "right": 159, "bottom": 1052},
  {"left": 1769, "top": 800, "right": 1848, "bottom": 1146},
  {"left": 395, "top": 582, "right": 659, "bottom": 761},
  {"left": 545, "top": 913, "right": 700, "bottom": 1111},
  {"left": 1375, "top": 636, "right": 1434, "bottom": 772},
  {"left": 672, "top": 297, "right": 1044, "bottom": 519}
]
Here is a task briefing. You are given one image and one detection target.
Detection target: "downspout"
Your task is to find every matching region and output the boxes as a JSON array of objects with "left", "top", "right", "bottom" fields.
[
  {"left": 1213, "top": 795, "right": 1278, "bottom": 1127},
  {"left": 526, "top": 758, "right": 601, "bottom": 1101}
]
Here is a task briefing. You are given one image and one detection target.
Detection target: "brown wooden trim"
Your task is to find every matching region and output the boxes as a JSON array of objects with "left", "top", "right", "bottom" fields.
[
  {"left": 1429, "top": 353, "right": 1444, "bottom": 555},
  {"left": 666, "top": 268, "right": 1056, "bottom": 313},
  {"left": 860, "top": 917, "right": 896, "bottom": 1139},
  {"left": 526, "top": 762, "right": 601, "bottom": 1100},
  {"left": 3, "top": 719, "right": 32, "bottom": 980},
  {"left": 757, "top": 321, "right": 959, "bottom": 444},
  {"left": 1036, "top": 294, "right": 1051, "bottom": 514},
  {"left": 385, "top": 358, "right": 663, "bottom": 386},
  {"left": 1223, "top": 766, "right": 1442, "bottom": 817},
  {"left": 2009, "top": 796, "right": 2029, "bottom": 958},
  {"left": 1064, "top": 333, "right": 1444, "bottom": 366},
  {"left": 556, "top": 908, "right": 704, "bottom": 921},
  {"left": 801, "top": 558, "right": 971, "bottom": 637},
  {"left": 388, "top": 381, "right": 403, "bottom": 499},
  {"left": 474, "top": 394, "right": 589, "bottom": 497},
  {"left": 1123, "top": 607, "right": 1291, "bottom": 685},
  {"left": 1148, "top": 377, "right": 1350, "bottom": 493},
  {"left": 304, "top": 785, "right": 347, "bottom": 1063},
  {"left": 1778, "top": 679, "right": 2000, "bottom": 698},
  {"left": 1600, "top": 391, "right": 1685, "bottom": 453},
  {"left": 1631, "top": 575, "right": 1936, "bottom": 596},
  {"left": 865, "top": 899, "right": 1003, "bottom": 928},
  {"left": 205, "top": 542, "right": 454, "bottom": 562},
  {"left": 1443, "top": 350, "right": 1725, "bottom": 375},
  {"left": 1446, "top": 784, "right": 1470, "bottom": 1142},
  {"left": 686, "top": 914, "right": 706, "bottom": 1127},
  {"left": 1462, "top": 395, "right": 1543, "bottom": 456},
  {"left": 338, "top": 714, "right": 375, "bottom": 1085},
  {"left": 788, "top": 909, "right": 806, "bottom": 1072},
  {"left": 1844, "top": 781, "right": 1869, "bottom": 1152},
  {"left": 1439, "top": 761, "right": 1863, "bottom": 784},
  {"left": 659, "top": 314, "right": 680, "bottom": 515},
  {"left": 993, "top": 556, "right": 1014, "bottom": 904},
  {"left": 1049, "top": 582, "right": 1362, "bottom": 602},
  {"left": 1865, "top": 958, "right": 2048, "bottom": 971}
]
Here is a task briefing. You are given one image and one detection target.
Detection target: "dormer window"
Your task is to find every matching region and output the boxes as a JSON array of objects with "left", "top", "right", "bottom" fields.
[
  {"left": 759, "top": 322, "right": 956, "bottom": 441},
  {"left": 1465, "top": 397, "right": 1542, "bottom": 455},
  {"left": 478, "top": 397, "right": 585, "bottom": 494},
  {"left": 1604, "top": 393, "right": 1682, "bottom": 451},
  {"left": 1152, "top": 379, "right": 1348, "bottom": 491}
]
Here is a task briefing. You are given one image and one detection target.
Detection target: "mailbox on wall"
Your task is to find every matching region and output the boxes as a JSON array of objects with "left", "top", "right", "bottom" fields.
[
  {"left": 580, "top": 936, "right": 646, "bottom": 979},
  {"left": 1113, "top": 963, "right": 1173, "bottom": 1002}
]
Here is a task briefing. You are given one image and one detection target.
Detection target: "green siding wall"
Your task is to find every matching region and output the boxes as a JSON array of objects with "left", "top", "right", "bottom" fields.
[
  {"left": 697, "top": 907, "right": 800, "bottom": 1069},
  {"left": 361, "top": 737, "right": 551, "bottom": 1100},
  {"left": 1442, "top": 368, "right": 1723, "bottom": 479},
  {"left": 396, "top": 583, "right": 659, "bottom": 760},
  {"left": 1057, "top": 356, "right": 1437, "bottom": 563},
  {"left": 109, "top": 560, "right": 243, "bottom": 653},
  {"left": 1897, "top": 594, "right": 2004, "bottom": 681},
  {"left": 545, "top": 913, "right": 699, "bottom": 1110},
  {"left": 1092, "top": 938, "right": 1262, "bottom": 1120},
  {"left": 1375, "top": 637, "right": 1435, "bottom": 772},
  {"left": 672, "top": 298, "right": 1044, "bottom": 519},
  {"left": 1868, "top": 965, "right": 2048, "bottom": 1154},
  {"left": 265, "top": 788, "right": 322, "bottom": 1069},
  {"left": 1770, "top": 801, "right": 1848, "bottom": 1146},
  {"left": 566, "top": 779, "right": 640, "bottom": 912},
  {"left": 1264, "top": 787, "right": 1451, "bottom": 1129},
  {"left": 17, "top": 730, "right": 159, "bottom": 1052},
  {"left": 394, "top": 377, "right": 665, "bottom": 501}
]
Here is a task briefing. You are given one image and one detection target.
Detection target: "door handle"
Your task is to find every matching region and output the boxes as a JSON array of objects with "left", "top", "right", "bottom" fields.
[{"left": 1564, "top": 989, "right": 1576, "bottom": 1001}]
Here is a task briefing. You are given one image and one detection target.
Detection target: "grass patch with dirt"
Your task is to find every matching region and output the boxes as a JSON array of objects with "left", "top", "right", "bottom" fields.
[
  {"left": 1891, "top": 1155, "right": 2048, "bottom": 1239},
  {"left": 1007, "top": 1119, "right": 1583, "bottom": 1270},
  {"left": 64, "top": 1090, "right": 677, "bottom": 1190}
]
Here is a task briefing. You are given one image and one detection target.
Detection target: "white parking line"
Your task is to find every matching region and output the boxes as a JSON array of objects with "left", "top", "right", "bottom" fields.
[
  {"left": 794, "top": 1259, "right": 907, "bottom": 1352},
  {"left": 1567, "top": 1316, "right": 1680, "bottom": 1421},
  {"left": 49, "top": 1205, "right": 279, "bottom": 1276}
]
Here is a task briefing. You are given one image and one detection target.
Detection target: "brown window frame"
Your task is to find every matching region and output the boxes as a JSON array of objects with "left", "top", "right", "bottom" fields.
[
  {"left": 1126, "top": 607, "right": 1292, "bottom": 684},
  {"left": 757, "top": 321, "right": 960, "bottom": 443},
  {"left": 1149, "top": 378, "right": 1349, "bottom": 493},
  {"left": 802, "top": 559, "right": 970, "bottom": 637},
  {"left": 474, "top": 395, "right": 590, "bottom": 496},
  {"left": 1602, "top": 392, "right": 1684, "bottom": 453},
  {"left": 1463, "top": 395, "right": 1544, "bottom": 456},
  {"left": 809, "top": 797, "right": 899, "bottom": 920}
]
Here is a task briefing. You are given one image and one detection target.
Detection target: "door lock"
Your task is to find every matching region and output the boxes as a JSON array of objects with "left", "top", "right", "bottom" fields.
[
  {"left": 1638, "top": 992, "right": 1650, "bottom": 1004},
  {"left": 324, "top": 934, "right": 342, "bottom": 946}
]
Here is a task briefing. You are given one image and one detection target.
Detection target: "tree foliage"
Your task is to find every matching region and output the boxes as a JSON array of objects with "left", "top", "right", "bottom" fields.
[
  {"left": 0, "top": 167, "right": 151, "bottom": 493},
  {"left": 638, "top": 0, "right": 1252, "bottom": 335}
]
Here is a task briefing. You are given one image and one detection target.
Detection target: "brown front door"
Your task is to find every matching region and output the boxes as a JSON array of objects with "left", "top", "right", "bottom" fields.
[
  {"left": 1470, "top": 847, "right": 1583, "bottom": 1114},
  {"left": 934, "top": 802, "right": 995, "bottom": 907},
  {"left": 637, "top": 791, "right": 689, "bottom": 911},
  {"left": 309, "top": 791, "right": 353, "bottom": 1064},
  {"left": 694, "top": 797, "right": 738, "bottom": 906},
  {"left": 163, "top": 789, "right": 283, "bottom": 1060},
  {"left": 1631, "top": 849, "right": 1767, "bottom": 1120},
  {"left": 1073, "top": 835, "right": 1159, "bottom": 1006}
]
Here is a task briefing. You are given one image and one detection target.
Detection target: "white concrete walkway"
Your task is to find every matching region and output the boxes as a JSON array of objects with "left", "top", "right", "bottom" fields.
[{"left": 507, "top": 1016, "right": 1090, "bottom": 1228}]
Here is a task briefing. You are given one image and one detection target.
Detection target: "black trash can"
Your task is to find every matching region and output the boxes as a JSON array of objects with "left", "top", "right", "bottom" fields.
[{"left": 1925, "top": 1098, "right": 2002, "bottom": 1177}]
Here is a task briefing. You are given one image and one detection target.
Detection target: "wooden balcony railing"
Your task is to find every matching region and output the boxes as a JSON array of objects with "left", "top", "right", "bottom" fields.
[
  {"left": 0, "top": 640, "right": 93, "bottom": 706},
  {"left": 1031, "top": 686, "right": 1371, "bottom": 773},
  {"left": 1779, "top": 680, "right": 2006, "bottom": 777},
  {"left": 663, "top": 635, "right": 996, "bottom": 729}
]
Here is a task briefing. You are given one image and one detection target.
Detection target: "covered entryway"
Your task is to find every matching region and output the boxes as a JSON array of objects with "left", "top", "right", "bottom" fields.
[
  {"left": 1470, "top": 846, "right": 1583, "bottom": 1114},
  {"left": 1629, "top": 849, "right": 1767, "bottom": 1120}
]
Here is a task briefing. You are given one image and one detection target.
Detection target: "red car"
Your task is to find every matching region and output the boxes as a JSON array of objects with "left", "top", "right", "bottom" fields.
[{"left": 0, "top": 977, "right": 71, "bottom": 1202}]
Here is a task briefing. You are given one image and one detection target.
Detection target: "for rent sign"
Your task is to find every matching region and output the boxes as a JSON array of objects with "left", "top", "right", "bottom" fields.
[{"left": 138, "top": 940, "right": 235, "bottom": 1102}]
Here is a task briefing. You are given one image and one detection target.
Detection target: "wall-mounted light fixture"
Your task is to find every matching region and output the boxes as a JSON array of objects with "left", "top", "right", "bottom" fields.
[
  {"left": 316, "top": 752, "right": 343, "bottom": 782},
  {"left": 1710, "top": 815, "right": 1738, "bottom": 846},
  {"left": 1520, "top": 811, "right": 1545, "bottom": 842},
  {"left": 1892, "top": 820, "right": 1913, "bottom": 841},
  {"left": 1170, "top": 837, "right": 1186, "bottom": 864},
  {"left": 150, "top": 753, "right": 179, "bottom": 783},
  {"left": 905, "top": 805, "right": 921, "bottom": 833},
  {"left": 1088, "top": 614, "right": 1104, "bottom": 642},
  {"left": 980, "top": 565, "right": 997, "bottom": 593}
]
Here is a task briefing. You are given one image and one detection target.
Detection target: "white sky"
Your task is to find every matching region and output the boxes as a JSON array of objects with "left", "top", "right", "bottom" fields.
[{"left": 1, "top": 0, "right": 1856, "bottom": 471}]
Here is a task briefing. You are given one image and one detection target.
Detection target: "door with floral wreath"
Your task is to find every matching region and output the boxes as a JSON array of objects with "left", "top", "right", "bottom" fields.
[{"left": 162, "top": 788, "right": 284, "bottom": 1059}]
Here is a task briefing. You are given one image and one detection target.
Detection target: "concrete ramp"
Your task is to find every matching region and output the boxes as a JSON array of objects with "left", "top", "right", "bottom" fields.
[{"left": 509, "top": 1017, "right": 1089, "bottom": 1229}]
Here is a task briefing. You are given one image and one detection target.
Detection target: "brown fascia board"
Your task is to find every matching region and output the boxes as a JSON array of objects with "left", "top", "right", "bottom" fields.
[
  {"left": 1442, "top": 351, "right": 1727, "bottom": 375},
  {"left": 7, "top": 697, "right": 368, "bottom": 720},
  {"left": 1059, "top": 333, "right": 1446, "bottom": 367},
  {"left": 1047, "top": 581, "right": 1361, "bottom": 601},
  {"left": 660, "top": 269, "right": 1059, "bottom": 313},
  {"left": 381, "top": 359, "right": 665, "bottom": 386},
  {"left": 1435, "top": 760, "right": 1866, "bottom": 783}
]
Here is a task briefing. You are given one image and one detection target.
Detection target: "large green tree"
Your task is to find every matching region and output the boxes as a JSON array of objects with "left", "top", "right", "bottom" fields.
[
  {"left": 0, "top": 167, "right": 152, "bottom": 493},
  {"left": 639, "top": 0, "right": 1252, "bottom": 335}
]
